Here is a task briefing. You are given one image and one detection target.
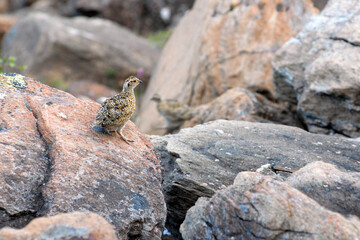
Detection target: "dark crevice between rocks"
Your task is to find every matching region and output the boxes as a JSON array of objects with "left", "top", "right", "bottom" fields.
[
  {"left": 271, "top": 166, "right": 295, "bottom": 174},
  {"left": 24, "top": 98, "right": 54, "bottom": 217},
  {"left": 0, "top": 208, "right": 37, "bottom": 229},
  {"left": 75, "top": 9, "right": 100, "bottom": 18},
  {"left": 127, "top": 220, "right": 143, "bottom": 240},
  {"left": 329, "top": 37, "right": 360, "bottom": 47},
  {"left": 159, "top": 142, "right": 216, "bottom": 239},
  {"left": 164, "top": 181, "right": 215, "bottom": 240}
]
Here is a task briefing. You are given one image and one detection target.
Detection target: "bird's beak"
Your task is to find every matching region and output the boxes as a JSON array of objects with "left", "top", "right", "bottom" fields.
[{"left": 139, "top": 80, "right": 143, "bottom": 84}]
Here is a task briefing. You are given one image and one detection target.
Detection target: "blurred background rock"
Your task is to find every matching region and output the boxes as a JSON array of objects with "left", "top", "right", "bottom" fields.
[
  {"left": 4, "top": 0, "right": 354, "bottom": 137},
  {"left": 3, "top": 1, "right": 360, "bottom": 240},
  {"left": 0, "top": 0, "right": 196, "bottom": 104}
]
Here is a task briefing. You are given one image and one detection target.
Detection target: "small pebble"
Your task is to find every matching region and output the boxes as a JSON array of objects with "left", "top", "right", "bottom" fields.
[{"left": 57, "top": 112, "right": 68, "bottom": 119}]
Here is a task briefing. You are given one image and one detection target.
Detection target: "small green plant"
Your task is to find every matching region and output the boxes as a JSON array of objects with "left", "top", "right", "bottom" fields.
[
  {"left": 47, "top": 78, "right": 69, "bottom": 91},
  {"left": 147, "top": 29, "right": 172, "bottom": 47},
  {"left": 0, "top": 56, "right": 27, "bottom": 73},
  {"left": 105, "top": 67, "right": 116, "bottom": 79}
]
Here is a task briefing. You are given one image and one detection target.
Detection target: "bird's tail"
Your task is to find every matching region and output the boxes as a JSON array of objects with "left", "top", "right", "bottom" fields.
[{"left": 89, "top": 120, "right": 106, "bottom": 133}]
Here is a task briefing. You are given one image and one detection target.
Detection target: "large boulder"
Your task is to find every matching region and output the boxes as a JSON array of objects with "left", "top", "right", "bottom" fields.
[
  {"left": 287, "top": 161, "right": 360, "bottom": 218},
  {"left": 183, "top": 87, "right": 302, "bottom": 130},
  {"left": 180, "top": 172, "right": 360, "bottom": 240},
  {"left": 32, "top": 0, "right": 195, "bottom": 34},
  {"left": 273, "top": 0, "right": 360, "bottom": 137},
  {"left": 139, "top": 0, "right": 318, "bottom": 133},
  {"left": 151, "top": 120, "right": 360, "bottom": 237},
  {"left": 0, "top": 73, "right": 166, "bottom": 239},
  {"left": 1, "top": 13, "right": 160, "bottom": 89},
  {"left": 0, "top": 211, "right": 117, "bottom": 240}
]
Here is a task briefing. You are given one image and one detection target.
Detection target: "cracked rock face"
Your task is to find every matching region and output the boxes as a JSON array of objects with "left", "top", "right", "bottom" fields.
[
  {"left": 151, "top": 120, "right": 360, "bottom": 238},
  {"left": 0, "top": 74, "right": 166, "bottom": 239},
  {"left": 139, "top": 0, "right": 317, "bottom": 133},
  {"left": 0, "top": 211, "right": 117, "bottom": 240},
  {"left": 273, "top": 0, "right": 360, "bottom": 137},
  {"left": 180, "top": 172, "right": 360, "bottom": 240}
]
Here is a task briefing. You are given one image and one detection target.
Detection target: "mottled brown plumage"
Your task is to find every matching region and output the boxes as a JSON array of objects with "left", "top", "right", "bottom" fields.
[
  {"left": 90, "top": 76, "right": 142, "bottom": 144},
  {"left": 151, "top": 94, "right": 193, "bottom": 133}
]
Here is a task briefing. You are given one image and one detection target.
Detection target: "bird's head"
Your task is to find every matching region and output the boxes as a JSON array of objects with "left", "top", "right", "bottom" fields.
[
  {"left": 150, "top": 93, "right": 161, "bottom": 102},
  {"left": 122, "top": 76, "right": 143, "bottom": 92}
]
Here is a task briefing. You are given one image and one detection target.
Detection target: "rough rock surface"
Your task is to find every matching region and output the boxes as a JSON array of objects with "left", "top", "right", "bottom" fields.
[
  {"left": 180, "top": 172, "right": 360, "bottom": 240},
  {"left": 1, "top": 12, "right": 159, "bottom": 88},
  {"left": 151, "top": 120, "right": 360, "bottom": 237},
  {"left": 0, "top": 211, "right": 117, "bottom": 240},
  {"left": 0, "top": 73, "right": 165, "bottom": 239},
  {"left": 183, "top": 87, "right": 302, "bottom": 130},
  {"left": 287, "top": 161, "right": 360, "bottom": 218},
  {"left": 273, "top": 0, "right": 360, "bottom": 137},
  {"left": 139, "top": 0, "right": 318, "bottom": 133},
  {"left": 32, "top": 0, "right": 194, "bottom": 34}
]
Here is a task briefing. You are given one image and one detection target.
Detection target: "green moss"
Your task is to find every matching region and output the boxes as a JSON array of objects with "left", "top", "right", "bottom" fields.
[
  {"left": 147, "top": 29, "right": 172, "bottom": 47},
  {"left": 0, "top": 73, "right": 27, "bottom": 91}
]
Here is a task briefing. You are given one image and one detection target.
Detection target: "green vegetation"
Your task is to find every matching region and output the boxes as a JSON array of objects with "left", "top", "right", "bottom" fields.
[
  {"left": 147, "top": 29, "right": 172, "bottom": 47},
  {"left": 0, "top": 56, "right": 27, "bottom": 73},
  {"left": 47, "top": 78, "right": 69, "bottom": 91},
  {"left": 105, "top": 67, "right": 117, "bottom": 79}
]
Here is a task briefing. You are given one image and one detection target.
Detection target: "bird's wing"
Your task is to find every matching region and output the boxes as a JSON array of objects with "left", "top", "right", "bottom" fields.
[{"left": 93, "top": 94, "right": 132, "bottom": 128}]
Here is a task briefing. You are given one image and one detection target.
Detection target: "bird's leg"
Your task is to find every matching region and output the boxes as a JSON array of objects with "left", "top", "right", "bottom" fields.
[{"left": 116, "top": 128, "right": 134, "bottom": 144}]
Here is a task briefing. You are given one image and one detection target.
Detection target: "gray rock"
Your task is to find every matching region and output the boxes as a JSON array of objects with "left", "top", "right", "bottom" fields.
[
  {"left": 273, "top": 0, "right": 360, "bottom": 137},
  {"left": 1, "top": 12, "right": 159, "bottom": 88},
  {"left": 180, "top": 172, "right": 360, "bottom": 240},
  {"left": 287, "top": 161, "right": 360, "bottom": 218},
  {"left": 151, "top": 120, "right": 360, "bottom": 237}
]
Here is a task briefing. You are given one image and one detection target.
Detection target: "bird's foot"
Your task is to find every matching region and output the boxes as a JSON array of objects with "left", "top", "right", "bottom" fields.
[{"left": 116, "top": 131, "right": 134, "bottom": 144}]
